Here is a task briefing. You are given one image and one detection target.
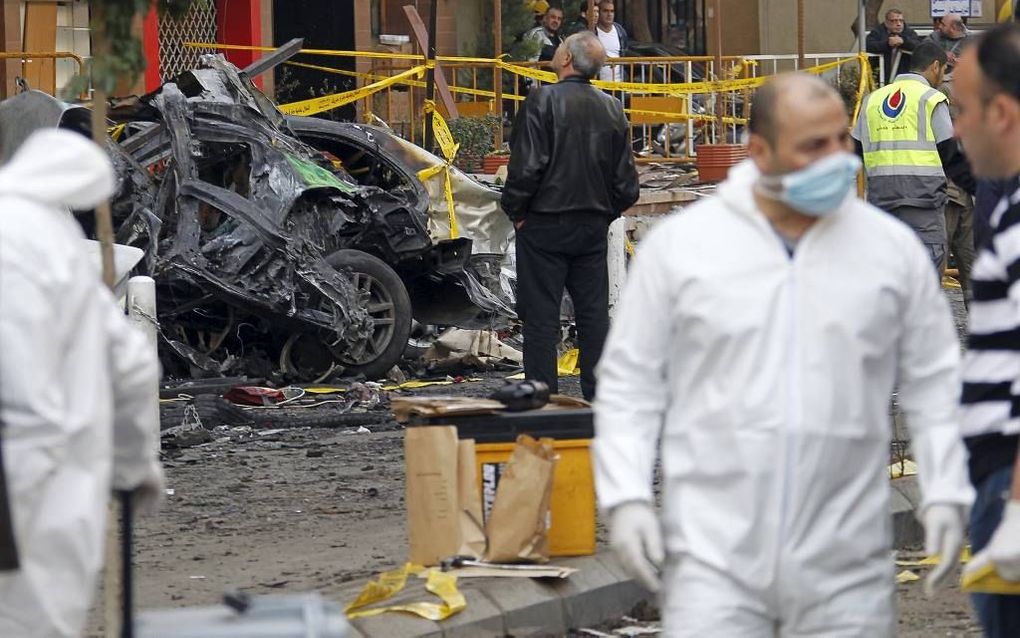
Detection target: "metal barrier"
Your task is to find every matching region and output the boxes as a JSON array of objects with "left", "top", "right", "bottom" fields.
[
  {"left": 0, "top": 51, "right": 88, "bottom": 99},
  {"left": 327, "top": 51, "right": 883, "bottom": 165},
  {"left": 190, "top": 43, "right": 883, "bottom": 166}
]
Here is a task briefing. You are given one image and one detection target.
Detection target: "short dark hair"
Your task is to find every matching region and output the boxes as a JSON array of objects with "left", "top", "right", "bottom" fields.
[
  {"left": 578, "top": 1, "right": 589, "bottom": 14},
  {"left": 977, "top": 23, "right": 1020, "bottom": 102},
  {"left": 909, "top": 41, "right": 948, "bottom": 72}
]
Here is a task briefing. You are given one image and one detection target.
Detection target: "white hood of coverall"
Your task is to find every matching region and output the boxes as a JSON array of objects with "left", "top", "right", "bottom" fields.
[
  {"left": 594, "top": 158, "right": 974, "bottom": 631},
  {"left": 0, "top": 128, "right": 114, "bottom": 209},
  {"left": 0, "top": 129, "right": 158, "bottom": 637}
]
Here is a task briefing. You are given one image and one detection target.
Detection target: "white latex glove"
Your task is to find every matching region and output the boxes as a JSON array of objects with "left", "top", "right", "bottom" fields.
[
  {"left": 609, "top": 501, "right": 665, "bottom": 593},
  {"left": 985, "top": 500, "right": 1020, "bottom": 581},
  {"left": 128, "top": 459, "right": 166, "bottom": 517},
  {"left": 923, "top": 503, "right": 966, "bottom": 597}
]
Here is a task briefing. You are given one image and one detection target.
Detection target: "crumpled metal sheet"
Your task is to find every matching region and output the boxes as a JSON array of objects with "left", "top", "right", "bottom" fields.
[{"left": 383, "top": 135, "right": 514, "bottom": 255}]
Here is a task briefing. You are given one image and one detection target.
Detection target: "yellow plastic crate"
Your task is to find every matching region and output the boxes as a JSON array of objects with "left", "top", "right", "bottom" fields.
[{"left": 475, "top": 437, "right": 596, "bottom": 557}]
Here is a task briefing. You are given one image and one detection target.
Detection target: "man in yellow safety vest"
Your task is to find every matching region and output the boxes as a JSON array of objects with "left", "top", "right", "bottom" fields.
[{"left": 852, "top": 41, "right": 974, "bottom": 275}]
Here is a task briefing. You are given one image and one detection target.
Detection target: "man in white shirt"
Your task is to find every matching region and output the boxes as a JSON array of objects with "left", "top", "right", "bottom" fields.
[{"left": 595, "top": 1, "right": 627, "bottom": 83}]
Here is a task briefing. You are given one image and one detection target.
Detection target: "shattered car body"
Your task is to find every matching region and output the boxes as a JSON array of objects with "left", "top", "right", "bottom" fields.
[
  {"left": 284, "top": 116, "right": 516, "bottom": 327},
  {"left": 0, "top": 55, "right": 512, "bottom": 380}
]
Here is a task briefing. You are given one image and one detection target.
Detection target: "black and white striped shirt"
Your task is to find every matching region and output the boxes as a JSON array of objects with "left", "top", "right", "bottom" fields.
[{"left": 962, "top": 176, "right": 1020, "bottom": 484}]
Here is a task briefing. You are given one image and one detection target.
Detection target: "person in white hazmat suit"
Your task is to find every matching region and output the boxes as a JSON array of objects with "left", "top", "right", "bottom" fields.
[
  {"left": 594, "top": 74, "right": 975, "bottom": 637},
  {"left": 0, "top": 128, "right": 164, "bottom": 637}
]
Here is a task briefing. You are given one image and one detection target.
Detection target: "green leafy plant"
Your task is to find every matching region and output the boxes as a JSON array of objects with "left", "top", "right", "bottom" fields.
[
  {"left": 447, "top": 114, "right": 501, "bottom": 172},
  {"left": 458, "top": 1, "right": 541, "bottom": 93},
  {"left": 834, "top": 64, "right": 862, "bottom": 117}
]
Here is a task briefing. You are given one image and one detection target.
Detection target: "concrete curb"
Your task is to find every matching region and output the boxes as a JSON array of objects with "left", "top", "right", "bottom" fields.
[
  {"left": 891, "top": 475, "right": 924, "bottom": 549},
  {"left": 345, "top": 553, "right": 652, "bottom": 638},
  {"left": 344, "top": 480, "right": 924, "bottom": 637}
]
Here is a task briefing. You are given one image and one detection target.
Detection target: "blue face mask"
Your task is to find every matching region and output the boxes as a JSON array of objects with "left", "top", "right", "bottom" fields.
[{"left": 758, "top": 152, "right": 862, "bottom": 217}]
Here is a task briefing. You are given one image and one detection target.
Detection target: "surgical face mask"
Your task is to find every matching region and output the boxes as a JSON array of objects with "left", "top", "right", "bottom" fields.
[{"left": 757, "top": 152, "right": 862, "bottom": 217}]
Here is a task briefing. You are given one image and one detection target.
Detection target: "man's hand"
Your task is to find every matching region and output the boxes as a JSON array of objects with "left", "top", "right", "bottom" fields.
[
  {"left": 986, "top": 500, "right": 1020, "bottom": 581},
  {"left": 923, "top": 504, "right": 966, "bottom": 596},
  {"left": 889, "top": 35, "right": 904, "bottom": 48},
  {"left": 609, "top": 501, "right": 665, "bottom": 592},
  {"left": 947, "top": 51, "right": 959, "bottom": 66}
]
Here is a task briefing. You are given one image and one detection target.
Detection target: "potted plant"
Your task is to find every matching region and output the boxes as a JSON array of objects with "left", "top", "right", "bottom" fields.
[
  {"left": 447, "top": 114, "right": 501, "bottom": 173},
  {"left": 482, "top": 148, "right": 511, "bottom": 174}
]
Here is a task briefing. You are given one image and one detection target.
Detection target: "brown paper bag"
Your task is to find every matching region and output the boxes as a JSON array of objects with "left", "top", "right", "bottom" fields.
[
  {"left": 484, "top": 435, "right": 558, "bottom": 563},
  {"left": 405, "top": 426, "right": 461, "bottom": 566},
  {"left": 457, "top": 439, "right": 487, "bottom": 558}
]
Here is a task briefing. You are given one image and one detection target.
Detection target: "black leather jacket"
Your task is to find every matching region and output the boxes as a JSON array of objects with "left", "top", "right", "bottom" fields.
[{"left": 501, "top": 76, "right": 640, "bottom": 222}]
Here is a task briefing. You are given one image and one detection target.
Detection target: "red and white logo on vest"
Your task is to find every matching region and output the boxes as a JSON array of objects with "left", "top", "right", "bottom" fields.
[{"left": 881, "top": 89, "right": 907, "bottom": 119}]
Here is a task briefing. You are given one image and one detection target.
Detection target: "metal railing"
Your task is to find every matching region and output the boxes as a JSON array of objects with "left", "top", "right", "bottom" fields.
[
  {"left": 281, "top": 50, "right": 883, "bottom": 165},
  {"left": 0, "top": 51, "right": 88, "bottom": 99}
]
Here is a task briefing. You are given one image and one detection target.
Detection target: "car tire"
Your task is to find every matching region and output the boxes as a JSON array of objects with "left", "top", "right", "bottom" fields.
[{"left": 325, "top": 249, "right": 413, "bottom": 380}]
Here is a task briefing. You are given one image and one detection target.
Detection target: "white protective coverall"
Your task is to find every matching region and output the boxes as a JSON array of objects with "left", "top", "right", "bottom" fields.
[
  {"left": 594, "top": 159, "right": 975, "bottom": 637},
  {"left": 0, "top": 129, "right": 161, "bottom": 637}
]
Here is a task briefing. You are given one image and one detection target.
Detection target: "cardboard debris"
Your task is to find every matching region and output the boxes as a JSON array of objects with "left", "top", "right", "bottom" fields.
[
  {"left": 391, "top": 396, "right": 508, "bottom": 422},
  {"left": 425, "top": 328, "right": 523, "bottom": 365},
  {"left": 445, "top": 564, "right": 578, "bottom": 579}
]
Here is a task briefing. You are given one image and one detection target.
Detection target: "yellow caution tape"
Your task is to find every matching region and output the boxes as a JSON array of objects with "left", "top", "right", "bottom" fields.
[
  {"left": 962, "top": 561, "right": 1020, "bottom": 594},
  {"left": 417, "top": 100, "right": 460, "bottom": 239},
  {"left": 897, "top": 546, "right": 971, "bottom": 567},
  {"left": 888, "top": 459, "right": 918, "bottom": 479},
  {"left": 284, "top": 61, "right": 525, "bottom": 102},
  {"left": 186, "top": 41, "right": 427, "bottom": 61},
  {"left": 896, "top": 570, "right": 920, "bottom": 583},
  {"left": 279, "top": 65, "right": 427, "bottom": 116},
  {"left": 851, "top": 54, "right": 874, "bottom": 128},
  {"left": 346, "top": 563, "right": 467, "bottom": 621},
  {"left": 557, "top": 349, "right": 581, "bottom": 376},
  {"left": 108, "top": 124, "right": 127, "bottom": 142}
]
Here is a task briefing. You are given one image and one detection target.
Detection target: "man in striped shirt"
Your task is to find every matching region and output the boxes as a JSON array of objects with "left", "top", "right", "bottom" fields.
[{"left": 953, "top": 24, "right": 1020, "bottom": 636}]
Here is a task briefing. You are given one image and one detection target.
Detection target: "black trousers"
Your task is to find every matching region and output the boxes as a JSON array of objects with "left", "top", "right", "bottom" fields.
[{"left": 515, "top": 213, "right": 611, "bottom": 401}]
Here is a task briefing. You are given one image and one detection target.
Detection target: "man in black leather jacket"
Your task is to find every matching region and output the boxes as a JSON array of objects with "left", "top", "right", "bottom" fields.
[{"left": 501, "top": 31, "right": 640, "bottom": 401}]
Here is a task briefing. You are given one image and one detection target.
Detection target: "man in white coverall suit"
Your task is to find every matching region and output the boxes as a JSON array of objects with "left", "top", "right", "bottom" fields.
[
  {"left": 594, "top": 74, "right": 975, "bottom": 637},
  {"left": 0, "top": 128, "right": 164, "bottom": 637}
]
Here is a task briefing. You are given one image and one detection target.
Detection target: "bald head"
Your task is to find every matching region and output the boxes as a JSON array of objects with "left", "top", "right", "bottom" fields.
[
  {"left": 750, "top": 73, "right": 843, "bottom": 146},
  {"left": 556, "top": 32, "right": 606, "bottom": 79}
]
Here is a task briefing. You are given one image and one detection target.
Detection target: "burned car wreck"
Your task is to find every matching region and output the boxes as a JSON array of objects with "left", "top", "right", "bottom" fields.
[{"left": 5, "top": 55, "right": 512, "bottom": 381}]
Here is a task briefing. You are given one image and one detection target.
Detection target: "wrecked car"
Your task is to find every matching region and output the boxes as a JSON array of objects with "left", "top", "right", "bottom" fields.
[{"left": 1, "top": 55, "right": 512, "bottom": 381}]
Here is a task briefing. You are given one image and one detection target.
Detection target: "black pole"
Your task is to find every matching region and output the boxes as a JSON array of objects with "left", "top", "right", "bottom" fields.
[
  {"left": 424, "top": 0, "right": 439, "bottom": 151},
  {"left": 120, "top": 491, "right": 134, "bottom": 638}
]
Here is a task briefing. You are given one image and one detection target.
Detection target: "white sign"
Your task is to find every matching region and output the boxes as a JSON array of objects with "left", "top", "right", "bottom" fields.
[{"left": 931, "top": 0, "right": 982, "bottom": 17}]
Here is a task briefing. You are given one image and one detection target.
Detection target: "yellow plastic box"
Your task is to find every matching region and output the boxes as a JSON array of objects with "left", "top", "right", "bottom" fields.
[
  {"left": 475, "top": 437, "right": 596, "bottom": 556},
  {"left": 418, "top": 408, "right": 597, "bottom": 557}
]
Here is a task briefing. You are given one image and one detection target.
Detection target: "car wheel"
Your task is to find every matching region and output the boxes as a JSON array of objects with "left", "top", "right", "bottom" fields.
[{"left": 325, "top": 249, "right": 412, "bottom": 380}]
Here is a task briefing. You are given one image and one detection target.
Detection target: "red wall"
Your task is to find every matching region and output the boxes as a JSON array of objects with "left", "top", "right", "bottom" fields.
[{"left": 142, "top": 0, "right": 263, "bottom": 92}]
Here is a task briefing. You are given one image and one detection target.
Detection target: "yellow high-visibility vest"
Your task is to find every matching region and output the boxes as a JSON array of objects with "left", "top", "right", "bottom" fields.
[{"left": 859, "top": 78, "right": 947, "bottom": 178}]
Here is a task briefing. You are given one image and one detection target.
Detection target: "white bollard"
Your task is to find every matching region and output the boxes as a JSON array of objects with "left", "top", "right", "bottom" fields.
[
  {"left": 607, "top": 217, "right": 627, "bottom": 320},
  {"left": 127, "top": 276, "right": 160, "bottom": 451}
]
